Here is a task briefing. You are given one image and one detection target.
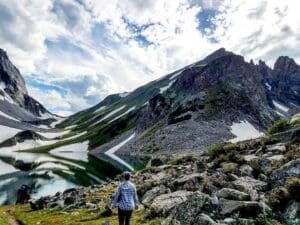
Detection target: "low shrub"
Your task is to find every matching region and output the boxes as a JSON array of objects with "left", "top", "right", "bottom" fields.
[
  {"left": 206, "top": 142, "right": 227, "bottom": 159},
  {"left": 168, "top": 155, "right": 197, "bottom": 165},
  {"left": 254, "top": 213, "right": 283, "bottom": 225},
  {"left": 267, "top": 119, "right": 291, "bottom": 135},
  {"left": 268, "top": 187, "right": 290, "bottom": 211},
  {"left": 285, "top": 177, "right": 300, "bottom": 201}
]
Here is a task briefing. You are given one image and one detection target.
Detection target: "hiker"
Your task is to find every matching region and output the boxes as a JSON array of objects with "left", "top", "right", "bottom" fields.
[
  {"left": 16, "top": 184, "right": 30, "bottom": 204},
  {"left": 112, "top": 171, "right": 139, "bottom": 225}
]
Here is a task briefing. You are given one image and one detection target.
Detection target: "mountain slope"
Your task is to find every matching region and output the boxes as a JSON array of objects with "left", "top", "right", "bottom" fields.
[
  {"left": 55, "top": 48, "right": 299, "bottom": 164},
  {"left": 0, "top": 48, "right": 64, "bottom": 132}
]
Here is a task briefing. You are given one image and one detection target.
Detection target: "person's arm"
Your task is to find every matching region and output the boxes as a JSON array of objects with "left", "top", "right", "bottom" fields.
[{"left": 112, "top": 185, "right": 121, "bottom": 208}]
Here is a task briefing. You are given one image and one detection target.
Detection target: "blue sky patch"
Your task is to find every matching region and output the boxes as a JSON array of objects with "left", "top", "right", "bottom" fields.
[{"left": 197, "top": 9, "right": 218, "bottom": 34}]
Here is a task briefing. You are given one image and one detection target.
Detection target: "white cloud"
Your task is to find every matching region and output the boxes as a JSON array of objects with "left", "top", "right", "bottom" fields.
[{"left": 0, "top": 0, "right": 299, "bottom": 115}]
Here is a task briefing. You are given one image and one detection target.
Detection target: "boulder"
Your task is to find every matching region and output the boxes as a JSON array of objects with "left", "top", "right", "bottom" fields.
[
  {"left": 233, "top": 176, "right": 267, "bottom": 192},
  {"left": 239, "top": 164, "right": 253, "bottom": 176},
  {"left": 194, "top": 214, "right": 217, "bottom": 225},
  {"left": 221, "top": 163, "right": 238, "bottom": 173},
  {"left": 270, "top": 159, "right": 300, "bottom": 184},
  {"left": 283, "top": 201, "right": 300, "bottom": 225},
  {"left": 217, "top": 188, "right": 250, "bottom": 201},
  {"left": 151, "top": 191, "right": 209, "bottom": 221},
  {"left": 267, "top": 155, "right": 284, "bottom": 162},
  {"left": 149, "top": 158, "right": 164, "bottom": 167},
  {"left": 219, "top": 199, "right": 268, "bottom": 217},
  {"left": 194, "top": 160, "right": 207, "bottom": 173},
  {"left": 266, "top": 143, "right": 287, "bottom": 153},
  {"left": 173, "top": 173, "right": 204, "bottom": 191},
  {"left": 142, "top": 185, "right": 171, "bottom": 204},
  {"left": 250, "top": 158, "right": 273, "bottom": 171}
]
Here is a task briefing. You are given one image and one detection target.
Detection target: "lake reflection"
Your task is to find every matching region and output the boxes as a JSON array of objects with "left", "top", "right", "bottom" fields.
[{"left": 0, "top": 150, "right": 122, "bottom": 205}]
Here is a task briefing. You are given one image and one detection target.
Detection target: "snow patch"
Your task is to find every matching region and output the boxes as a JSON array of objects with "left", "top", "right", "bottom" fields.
[
  {"left": 0, "top": 82, "right": 15, "bottom": 104},
  {"left": 276, "top": 111, "right": 286, "bottom": 118},
  {"left": 105, "top": 133, "right": 135, "bottom": 171},
  {"left": 0, "top": 125, "right": 21, "bottom": 142},
  {"left": 272, "top": 100, "right": 289, "bottom": 112},
  {"left": 107, "top": 106, "right": 136, "bottom": 124},
  {"left": 65, "top": 125, "right": 77, "bottom": 130},
  {"left": 229, "top": 120, "right": 263, "bottom": 143},
  {"left": 119, "top": 92, "right": 129, "bottom": 98},
  {"left": 50, "top": 117, "right": 66, "bottom": 128},
  {"left": 160, "top": 79, "right": 176, "bottom": 94},
  {"left": 36, "top": 162, "right": 69, "bottom": 170},
  {"left": 0, "top": 160, "right": 19, "bottom": 175},
  {"left": 94, "top": 106, "right": 107, "bottom": 114},
  {"left": 63, "top": 131, "right": 87, "bottom": 141},
  {"left": 50, "top": 141, "right": 89, "bottom": 162},
  {"left": 0, "top": 110, "right": 19, "bottom": 121},
  {"left": 169, "top": 71, "right": 182, "bottom": 80},
  {"left": 94, "top": 105, "right": 126, "bottom": 126},
  {"left": 265, "top": 82, "right": 272, "bottom": 91}
]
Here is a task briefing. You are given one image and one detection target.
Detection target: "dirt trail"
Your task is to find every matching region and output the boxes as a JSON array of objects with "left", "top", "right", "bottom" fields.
[{"left": 7, "top": 208, "right": 20, "bottom": 225}]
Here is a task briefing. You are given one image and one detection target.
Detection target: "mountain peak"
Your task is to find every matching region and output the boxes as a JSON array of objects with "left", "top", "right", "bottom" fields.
[
  {"left": 0, "top": 48, "right": 50, "bottom": 117},
  {"left": 201, "top": 47, "right": 234, "bottom": 64},
  {"left": 0, "top": 48, "right": 8, "bottom": 58},
  {"left": 274, "top": 56, "right": 297, "bottom": 71}
]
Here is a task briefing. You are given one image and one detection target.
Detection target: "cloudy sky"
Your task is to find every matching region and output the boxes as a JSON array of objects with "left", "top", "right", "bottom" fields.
[{"left": 0, "top": 0, "right": 299, "bottom": 116}]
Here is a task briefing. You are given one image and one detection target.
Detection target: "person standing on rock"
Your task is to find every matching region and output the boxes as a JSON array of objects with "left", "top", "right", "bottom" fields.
[{"left": 112, "top": 171, "right": 139, "bottom": 225}]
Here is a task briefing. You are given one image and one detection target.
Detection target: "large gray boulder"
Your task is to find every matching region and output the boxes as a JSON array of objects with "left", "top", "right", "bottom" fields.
[
  {"left": 233, "top": 176, "right": 268, "bottom": 192},
  {"left": 142, "top": 185, "right": 171, "bottom": 205},
  {"left": 283, "top": 201, "right": 300, "bottom": 225},
  {"left": 217, "top": 188, "right": 250, "bottom": 201},
  {"left": 219, "top": 199, "right": 270, "bottom": 217},
  {"left": 265, "top": 143, "right": 287, "bottom": 153},
  {"left": 151, "top": 191, "right": 210, "bottom": 224},
  {"left": 270, "top": 159, "right": 300, "bottom": 184},
  {"left": 173, "top": 173, "right": 204, "bottom": 191},
  {"left": 239, "top": 164, "right": 253, "bottom": 176}
]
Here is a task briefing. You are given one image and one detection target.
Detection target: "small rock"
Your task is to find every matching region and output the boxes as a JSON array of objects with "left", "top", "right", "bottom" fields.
[{"left": 194, "top": 213, "right": 217, "bottom": 225}]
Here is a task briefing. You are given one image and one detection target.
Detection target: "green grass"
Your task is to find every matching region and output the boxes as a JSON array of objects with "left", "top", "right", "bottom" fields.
[{"left": 0, "top": 184, "right": 162, "bottom": 225}]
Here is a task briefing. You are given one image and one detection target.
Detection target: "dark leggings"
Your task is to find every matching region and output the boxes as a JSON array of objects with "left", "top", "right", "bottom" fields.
[{"left": 118, "top": 208, "right": 133, "bottom": 225}]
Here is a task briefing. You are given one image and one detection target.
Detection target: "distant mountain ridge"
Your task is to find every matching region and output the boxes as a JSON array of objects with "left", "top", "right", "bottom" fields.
[{"left": 58, "top": 48, "right": 299, "bottom": 159}]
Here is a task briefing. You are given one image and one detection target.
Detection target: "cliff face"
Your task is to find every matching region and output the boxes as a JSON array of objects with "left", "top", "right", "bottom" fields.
[
  {"left": 271, "top": 56, "right": 300, "bottom": 104},
  {"left": 0, "top": 48, "right": 49, "bottom": 117}
]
